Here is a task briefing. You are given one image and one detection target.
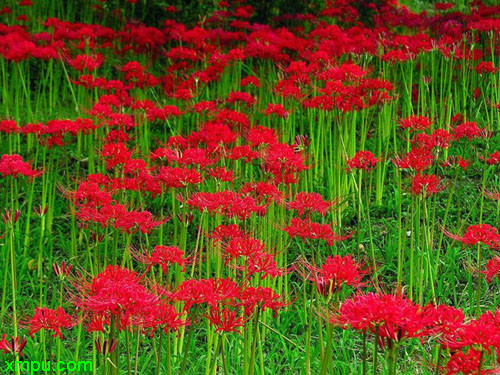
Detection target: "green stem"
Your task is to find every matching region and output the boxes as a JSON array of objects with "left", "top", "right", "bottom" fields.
[{"left": 373, "top": 327, "right": 379, "bottom": 375}]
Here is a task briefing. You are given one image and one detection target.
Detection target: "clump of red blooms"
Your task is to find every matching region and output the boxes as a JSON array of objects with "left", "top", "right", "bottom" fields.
[
  {"left": 283, "top": 217, "right": 353, "bottom": 246},
  {"left": 0, "top": 154, "right": 41, "bottom": 178},
  {"left": 22, "top": 258, "right": 288, "bottom": 337},
  {"left": 331, "top": 292, "right": 500, "bottom": 373},
  {"left": 444, "top": 224, "right": 500, "bottom": 249},
  {"left": 484, "top": 257, "right": 500, "bottom": 283},
  {"left": 399, "top": 115, "right": 432, "bottom": 132},
  {"left": 331, "top": 293, "right": 432, "bottom": 348},
  {"left": 287, "top": 192, "right": 335, "bottom": 217},
  {"left": 411, "top": 173, "right": 444, "bottom": 196},
  {"left": 300, "top": 254, "right": 367, "bottom": 295},
  {"left": 347, "top": 151, "right": 378, "bottom": 172},
  {"left": 132, "top": 245, "right": 191, "bottom": 272},
  {"left": 23, "top": 307, "right": 74, "bottom": 339}
]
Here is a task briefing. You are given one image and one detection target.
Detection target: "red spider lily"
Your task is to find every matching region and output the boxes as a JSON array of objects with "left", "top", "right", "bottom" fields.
[
  {"left": 239, "top": 286, "right": 286, "bottom": 317},
  {"left": 227, "top": 91, "right": 255, "bottom": 107},
  {"left": 394, "top": 147, "right": 434, "bottom": 172},
  {"left": 207, "top": 167, "right": 235, "bottom": 182},
  {"left": 23, "top": 307, "right": 74, "bottom": 339},
  {"left": 241, "top": 76, "right": 259, "bottom": 87},
  {"left": 0, "top": 335, "right": 27, "bottom": 358},
  {"left": 411, "top": 173, "right": 444, "bottom": 196},
  {"left": 223, "top": 236, "right": 266, "bottom": 260},
  {"left": 120, "top": 61, "right": 160, "bottom": 88},
  {"left": 262, "top": 143, "right": 309, "bottom": 184},
  {"left": 205, "top": 109, "right": 248, "bottom": 131},
  {"left": 144, "top": 105, "right": 182, "bottom": 122},
  {"left": 227, "top": 145, "right": 259, "bottom": 162},
  {"left": 122, "top": 158, "right": 148, "bottom": 175},
  {"left": 192, "top": 100, "right": 219, "bottom": 113},
  {"left": 76, "top": 203, "right": 165, "bottom": 234},
  {"left": 474, "top": 61, "right": 498, "bottom": 75},
  {"left": 451, "top": 114, "right": 465, "bottom": 124},
  {"left": 399, "top": 115, "right": 432, "bottom": 132},
  {"left": 0, "top": 154, "right": 41, "bottom": 178},
  {"left": 247, "top": 125, "right": 278, "bottom": 148},
  {"left": 174, "top": 278, "right": 241, "bottom": 311},
  {"left": 301, "top": 255, "right": 367, "bottom": 294},
  {"left": 331, "top": 293, "right": 432, "bottom": 349},
  {"left": 346, "top": 151, "right": 379, "bottom": 172},
  {"left": 430, "top": 129, "right": 453, "bottom": 149},
  {"left": 453, "top": 122, "right": 485, "bottom": 141},
  {"left": 138, "top": 302, "right": 187, "bottom": 335},
  {"left": 101, "top": 142, "right": 132, "bottom": 170},
  {"left": 13, "top": 118, "right": 101, "bottom": 143},
  {"left": 482, "top": 257, "right": 500, "bottom": 283},
  {"left": 423, "top": 304, "right": 465, "bottom": 339},
  {"left": 443, "top": 311, "right": 500, "bottom": 354},
  {"left": 157, "top": 166, "right": 203, "bottom": 188},
  {"left": 287, "top": 192, "right": 334, "bottom": 217},
  {"left": 382, "top": 50, "right": 415, "bottom": 64},
  {"left": 486, "top": 151, "right": 500, "bottom": 165},
  {"left": 209, "top": 224, "right": 245, "bottom": 243},
  {"left": 74, "top": 76, "right": 127, "bottom": 93},
  {"left": 133, "top": 245, "right": 191, "bottom": 273},
  {"left": 185, "top": 191, "right": 267, "bottom": 220},
  {"left": 435, "top": 2, "right": 453, "bottom": 10},
  {"left": 445, "top": 348, "right": 494, "bottom": 375},
  {"left": 189, "top": 123, "right": 237, "bottom": 151},
  {"left": 240, "top": 252, "right": 285, "bottom": 279},
  {"left": 283, "top": 217, "right": 353, "bottom": 246},
  {"left": 151, "top": 145, "right": 184, "bottom": 162},
  {"left": 240, "top": 182, "right": 283, "bottom": 204},
  {"left": 71, "top": 182, "right": 113, "bottom": 207},
  {"left": 264, "top": 103, "right": 288, "bottom": 118},
  {"left": 223, "top": 236, "right": 285, "bottom": 279},
  {"left": 86, "top": 313, "right": 110, "bottom": 333},
  {"left": 67, "top": 53, "right": 104, "bottom": 72},
  {"left": 0, "top": 120, "right": 18, "bottom": 134},
  {"left": 443, "top": 224, "right": 500, "bottom": 249},
  {"left": 74, "top": 265, "right": 158, "bottom": 330},
  {"left": 206, "top": 307, "right": 246, "bottom": 333}
]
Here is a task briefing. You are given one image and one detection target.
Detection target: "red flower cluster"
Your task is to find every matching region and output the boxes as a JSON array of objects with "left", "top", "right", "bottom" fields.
[
  {"left": 444, "top": 224, "right": 500, "bottom": 249},
  {"left": 411, "top": 173, "right": 444, "bottom": 196},
  {"left": 331, "top": 293, "right": 432, "bottom": 347},
  {"left": 0, "top": 154, "right": 41, "bottom": 178},
  {"left": 303, "top": 254, "right": 367, "bottom": 294},
  {"left": 134, "top": 245, "right": 191, "bottom": 273},
  {"left": 186, "top": 191, "right": 267, "bottom": 220},
  {"left": 287, "top": 192, "right": 333, "bottom": 217},
  {"left": 283, "top": 217, "right": 352, "bottom": 246},
  {"left": 75, "top": 265, "right": 159, "bottom": 331},
  {"left": 347, "top": 151, "right": 379, "bottom": 172},
  {"left": 399, "top": 115, "right": 432, "bottom": 132},
  {"left": 24, "top": 307, "right": 74, "bottom": 339}
]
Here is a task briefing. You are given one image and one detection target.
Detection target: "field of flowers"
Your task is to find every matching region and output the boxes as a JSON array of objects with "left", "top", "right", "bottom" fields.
[{"left": 1, "top": 0, "right": 500, "bottom": 374}]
